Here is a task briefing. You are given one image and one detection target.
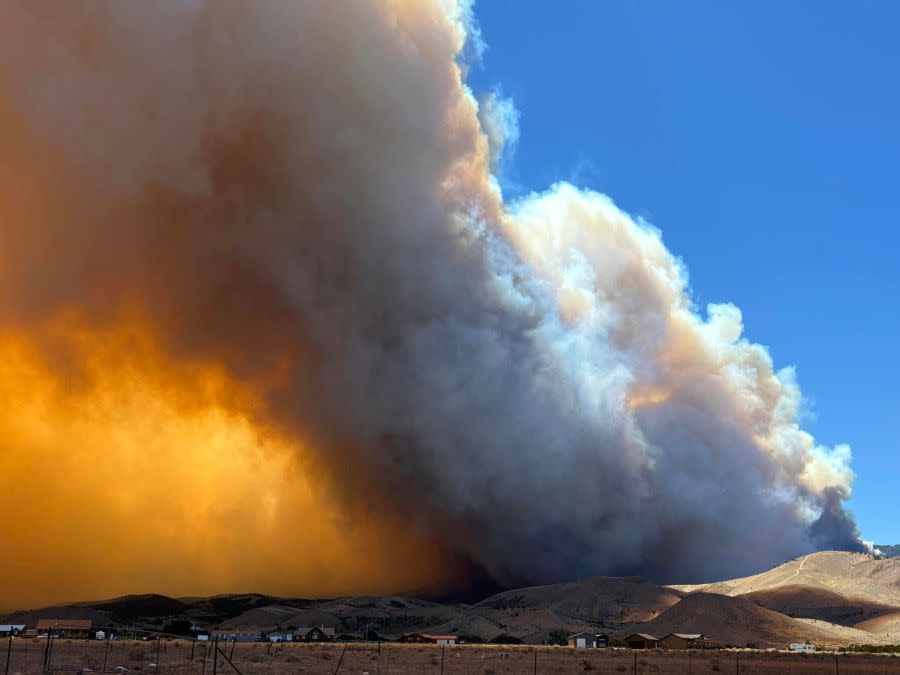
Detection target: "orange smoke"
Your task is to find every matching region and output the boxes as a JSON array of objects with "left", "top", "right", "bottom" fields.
[{"left": 0, "top": 314, "right": 444, "bottom": 610}]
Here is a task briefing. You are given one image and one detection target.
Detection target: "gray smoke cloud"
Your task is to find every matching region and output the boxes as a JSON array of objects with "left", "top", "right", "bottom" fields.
[{"left": 0, "top": 0, "right": 863, "bottom": 590}]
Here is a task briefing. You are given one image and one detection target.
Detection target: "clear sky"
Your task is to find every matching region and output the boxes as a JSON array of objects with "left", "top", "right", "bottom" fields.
[{"left": 470, "top": 1, "right": 899, "bottom": 544}]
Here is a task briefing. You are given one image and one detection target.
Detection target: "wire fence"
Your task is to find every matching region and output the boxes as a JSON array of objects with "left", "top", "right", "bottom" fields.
[{"left": 2, "top": 633, "right": 899, "bottom": 675}]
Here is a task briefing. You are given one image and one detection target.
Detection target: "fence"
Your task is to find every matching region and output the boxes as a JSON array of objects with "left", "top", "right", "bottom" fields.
[{"left": 2, "top": 634, "right": 899, "bottom": 674}]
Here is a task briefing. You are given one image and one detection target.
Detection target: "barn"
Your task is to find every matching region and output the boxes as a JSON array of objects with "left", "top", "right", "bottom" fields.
[
  {"left": 624, "top": 633, "right": 659, "bottom": 649},
  {"left": 35, "top": 620, "right": 92, "bottom": 639}
]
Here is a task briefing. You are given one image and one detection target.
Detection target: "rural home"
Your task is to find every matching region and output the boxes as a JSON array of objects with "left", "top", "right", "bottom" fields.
[
  {"left": 0, "top": 625, "right": 25, "bottom": 637},
  {"left": 297, "top": 626, "right": 335, "bottom": 642},
  {"left": 624, "top": 633, "right": 659, "bottom": 649},
  {"left": 659, "top": 633, "right": 720, "bottom": 650},
  {"left": 789, "top": 642, "right": 817, "bottom": 652},
  {"left": 567, "top": 632, "right": 609, "bottom": 649},
  {"left": 401, "top": 632, "right": 458, "bottom": 645},
  {"left": 35, "top": 620, "right": 92, "bottom": 639},
  {"left": 210, "top": 628, "right": 262, "bottom": 642}
]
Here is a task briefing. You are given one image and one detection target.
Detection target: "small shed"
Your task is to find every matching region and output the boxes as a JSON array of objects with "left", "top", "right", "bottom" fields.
[
  {"left": 267, "top": 631, "right": 293, "bottom": 642},
  {"left": 568, "top": 632, "right": 608, "bottom": 649},
  {"left": 625, "top": 633, "right": 659, "bottom": 649}
]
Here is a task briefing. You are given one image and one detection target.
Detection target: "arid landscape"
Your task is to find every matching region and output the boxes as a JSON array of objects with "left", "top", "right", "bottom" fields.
[
  {"left": 2, "top": 1, "right": 900, "bottom": 673},
  {"left": 3, "top": 639, "right": 900, "bottom": 674},
  {"left": 5, "top": 551, "right": 900, "bottom": 655}
]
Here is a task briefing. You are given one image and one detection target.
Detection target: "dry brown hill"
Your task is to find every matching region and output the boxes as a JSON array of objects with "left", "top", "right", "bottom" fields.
[
  {"left": 742, "top": 584, "right": 898, "bottom": 627},
  {"left": 474, "top": 576, "right": 682, "bottom": 624},
  {"left": 623, "top": 592, "right": 881, "bottom": 649},
  {"left": 672, "top": 551, "right": 900, "bottom": 607}
]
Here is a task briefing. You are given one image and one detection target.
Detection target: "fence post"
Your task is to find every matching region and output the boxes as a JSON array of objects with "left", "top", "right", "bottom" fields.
[
  {"left": 533, "top": 648, "right": 537, "bottom": 675},
  {"left": 212, "top": 636, "right": 219, "bottom": 675},
  {"left": 633, "top": 649, "right": 637, "bottom": 675},
  {"left": 332, "top": 643, "right": 347, "bottom": 675},
  {"left": 440, "top": 646, "right": 445, "bottom": 675},
  {"left": 103, "top": 630, "right": 111, "bottom": 672},
  {"left": 4, "top": 628, "right": 12, "bottom": 675}
]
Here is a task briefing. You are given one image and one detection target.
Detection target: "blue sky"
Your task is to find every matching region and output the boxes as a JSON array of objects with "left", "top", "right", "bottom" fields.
[{"left": 470, "top": 1, "right": 899, "bottom": 544}]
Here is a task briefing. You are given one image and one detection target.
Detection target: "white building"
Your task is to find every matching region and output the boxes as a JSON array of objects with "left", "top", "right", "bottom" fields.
[{"left": 789, "top": 642, "right": 817, "bottom": 652}]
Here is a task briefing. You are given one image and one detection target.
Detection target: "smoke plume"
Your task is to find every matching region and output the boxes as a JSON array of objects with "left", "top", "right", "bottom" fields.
[{"left": 0, "top": 0, "right": 862, "bottom": 606}]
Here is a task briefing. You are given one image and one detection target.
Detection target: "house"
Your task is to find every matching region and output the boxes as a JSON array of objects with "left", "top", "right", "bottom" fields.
[
  {"left": 400, "top": 632, "right": 458, "bottom": 645},
  {"left": 789, "top": 642, "right": 817, "bottom": 652},
  {"left": 266, "top": 631, "right": 293, "bottom": 642},
  {"left": 567, "top": 632, "right": 609, "bottom": 649},
  {"left": 35, "top": 620, "right": 92, "bottom": 639},
  {"left": 296, "top": 626, "right": 335, "bottom": 642},
  {"left": 0, "top": 625, "right": 25, "bottom": 638},
  {"left": 624, "top": 633, "right": 659, "bottom": 649},
  {"left": 210, "top": 628, "right": 262, "bottom": 642},
  {"left": 659, "top": 633, "right": 720, "bottom": 650}
]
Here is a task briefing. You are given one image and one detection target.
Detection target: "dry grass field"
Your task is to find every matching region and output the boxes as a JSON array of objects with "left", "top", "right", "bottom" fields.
[{"left": 3, "top": 639, "right": 900, "bottom": 675}]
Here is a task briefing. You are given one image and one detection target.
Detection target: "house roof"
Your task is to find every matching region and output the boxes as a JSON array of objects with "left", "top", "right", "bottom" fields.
[
  {"left": 569, "top": 632, "right": 601, "bottom": 639},
  {"left": 298, "top": 626, "right": 335, "bottom": 635},
  {"left": 35, "top": 619, "right": 91, "bottom": 630},
  {"left": 626, "top": 633, "right": 659, "bottom": 641},
  {"left": 423, "top": 635, "right": 457, "bottom": 640},
  {"left": 665, "top": 633, "right": 703, "bottom": 640},
  {"left": 0, "top": 625, "right": 25, "bottom": 632}
]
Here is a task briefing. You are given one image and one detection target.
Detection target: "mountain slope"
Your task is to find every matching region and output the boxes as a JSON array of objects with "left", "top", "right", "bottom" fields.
[
  {"left": 475, "top": 576, "right": 682, "bottom": 624},
  {"left": 671, "top": 551, "right": 900, "bottom": 607},
  {"left": 625, "top": 592, "right": 881, "bottom": 648},
  {"left": 877, "top": 544, "right": 900, "bottom": 558}
]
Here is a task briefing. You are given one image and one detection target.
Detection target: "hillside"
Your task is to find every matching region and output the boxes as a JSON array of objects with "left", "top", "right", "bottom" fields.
[
  {"left": 624, "top": 592, "right": 882, "bottom": 648},
  {"left": 878, "top": 544, "right": 900, "bottom": 558},
  {"left": 671, "top": 551, "right": 900, "bottom": 607},
  {"left": 474, "top": 576, "right": 682, "bottom": 625},
  {"left": 216, "top": 578, "right": 683, "bottom": 643},
  {"left": 5, "top": 552, "right": 900, "bottom": 646},
  {"left": 742, "top": 585, "right": 898, "bottom": 627}
]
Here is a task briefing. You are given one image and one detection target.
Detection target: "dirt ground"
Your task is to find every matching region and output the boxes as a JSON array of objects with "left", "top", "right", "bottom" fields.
[{"left": 3, "top": 639, "right": 900, "bottom": 674}]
